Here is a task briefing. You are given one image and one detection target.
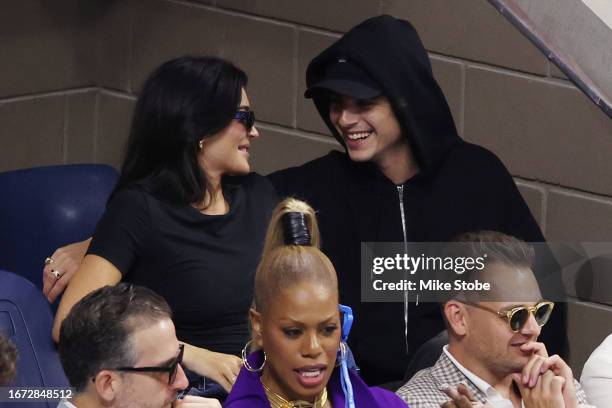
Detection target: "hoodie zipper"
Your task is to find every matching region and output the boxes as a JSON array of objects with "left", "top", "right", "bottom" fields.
[
  {"left": 397, "top": 185, "right": 408, "bottom": 246},
  {"left": 397, "top": 184, "right": 412, "bottom": 356}
]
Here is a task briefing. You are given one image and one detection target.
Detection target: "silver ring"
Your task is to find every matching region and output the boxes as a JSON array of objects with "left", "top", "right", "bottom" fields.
[
  {"left": 45, "top": 257, "right": 54, "bottom": 265},
  {"left": 51, "top": 269, "right": 62, "bottom": 280}
]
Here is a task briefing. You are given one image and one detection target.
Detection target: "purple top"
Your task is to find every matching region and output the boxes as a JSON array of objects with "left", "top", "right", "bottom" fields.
[{"left": 224, "top": 351, "right": 408, "bottom": 407}]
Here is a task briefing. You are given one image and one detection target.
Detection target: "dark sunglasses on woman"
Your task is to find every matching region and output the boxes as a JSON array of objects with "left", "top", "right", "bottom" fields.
[{"left": 234, "top": 110, "right": 255, "bottom": 131}]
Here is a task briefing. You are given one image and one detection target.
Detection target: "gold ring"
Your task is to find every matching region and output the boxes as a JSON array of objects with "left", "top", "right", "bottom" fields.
[{"left": 45, "top": 257, "right": 54, "bottom": 265}]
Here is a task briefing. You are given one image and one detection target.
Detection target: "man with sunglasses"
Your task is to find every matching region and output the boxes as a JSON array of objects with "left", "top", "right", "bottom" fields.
[
  {"left": 58, "top": 283, "right": 220, "bottom": 408},
  {"left": 396, "top": 231, "right": 591, "bottom": 408}
]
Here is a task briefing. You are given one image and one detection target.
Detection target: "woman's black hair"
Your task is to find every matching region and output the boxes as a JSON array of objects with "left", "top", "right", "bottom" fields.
[{"left": 112, "top": 56, "right": 248, "bottom": 206}]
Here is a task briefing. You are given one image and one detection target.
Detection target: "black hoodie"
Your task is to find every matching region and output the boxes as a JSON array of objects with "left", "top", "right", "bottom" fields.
[
  {"left": 269, "top": 15, "right": 566, "bottom": 386},
  {"left": 306, "top": 14, "right": 458, "bottom": 174}
]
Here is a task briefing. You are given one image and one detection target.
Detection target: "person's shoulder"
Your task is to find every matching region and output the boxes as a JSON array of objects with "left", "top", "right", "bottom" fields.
[
  {"left": 110, "top": 184, "right": 146, "bottom": 199},
  {"left": 396, "top": 366, "right": 447, "bottom": 407},
  {"left": 267, "top": 151, "right": 347, "bottom": 197},
  {"left": 442, "top": 141, "right": 507, "bottom": 171},
  {"left": 396, "top": 365, "right": 438, "bottom": 393},
  {"left": 107, "top": 185, "right": 150, "bottom": 210},
  {"left": 430, "top": 141, "right": 514, "bottom": 190},
  {"left": 583, "top": 337, "right": 612, "bottom": 377},
  {"left": 232, "top": 172, "right": 279, "bottom": 205},
  {"left": 588, "top": 333, "right": 612, "bottom": 361},
  {"left": 581, "top": 334, "right": 612, "bottom": 379},
  {"left": 367, "top": 386, "right": 409, "bottom": 406},
  {"left": 268, "top": 151, "right": 346, "bottom": 179}
]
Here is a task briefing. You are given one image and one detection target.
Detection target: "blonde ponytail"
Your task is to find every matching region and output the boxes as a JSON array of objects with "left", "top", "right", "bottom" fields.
[{"left": 254, "top": 198, "right": 337, "bottom": 312}]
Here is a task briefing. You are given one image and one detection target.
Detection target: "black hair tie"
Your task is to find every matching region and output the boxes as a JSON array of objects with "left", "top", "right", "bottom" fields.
[{"left": 282, "top": 212, "right": 311, "bottom": 246}]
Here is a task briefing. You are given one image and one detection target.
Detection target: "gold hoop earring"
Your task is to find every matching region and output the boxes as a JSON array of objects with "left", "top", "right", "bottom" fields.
[{"left": 241, "top": 339, "right": 266, "bottom": 372}]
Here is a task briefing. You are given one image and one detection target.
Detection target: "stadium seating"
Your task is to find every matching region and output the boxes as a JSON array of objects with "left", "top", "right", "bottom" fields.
[
  {"left": 0, "top": 269, "right": 69, "bottom": 408},
  {"left": 0, "top": 164, "right": 118, "bottom": 288}
]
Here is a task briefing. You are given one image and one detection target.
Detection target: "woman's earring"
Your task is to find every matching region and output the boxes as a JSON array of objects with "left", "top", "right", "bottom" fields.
[
  {"left": 242, "top": 339, "right": 266, "bottom": 372},
  {"left": 198, "top": 139, "right": 204, "bottom": 150}
]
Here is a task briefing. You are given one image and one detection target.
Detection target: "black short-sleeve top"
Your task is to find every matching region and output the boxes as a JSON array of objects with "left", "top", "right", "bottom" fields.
[{"left": 88, "top": 173, "right": 278, "bottom": 356}]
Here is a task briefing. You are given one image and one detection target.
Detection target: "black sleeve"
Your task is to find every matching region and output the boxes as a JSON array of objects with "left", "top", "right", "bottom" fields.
[
  {"left": 267, "top": 166, "right": 303, "bottom": 198},
  {"left": 87, "top": 188, "right": 150, "bottom": 275},
  {"left": 266, "top": 152, "right": 339, "bottom": 200},
  {"left": 460, "top": 145, "right": 543, "bottom": 241}
]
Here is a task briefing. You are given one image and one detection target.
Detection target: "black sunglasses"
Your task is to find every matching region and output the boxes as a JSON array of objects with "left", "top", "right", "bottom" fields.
[
  {"left": 465, "top": 301, "right": 555, "bottom": 332},
  {"left": 94, "top": 344, "right": 184, "bottom": 384},
  {"left": 234, "top": 110, "right": 255, "bottom": 131}
]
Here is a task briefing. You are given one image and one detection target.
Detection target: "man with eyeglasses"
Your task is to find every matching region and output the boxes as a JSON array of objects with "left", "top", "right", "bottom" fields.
[
  {"left": 396, "top": 231, "right": 592, "bottom": 408},
  {"left": 57, "top": 283, "right": 220, "bottom": 408}
]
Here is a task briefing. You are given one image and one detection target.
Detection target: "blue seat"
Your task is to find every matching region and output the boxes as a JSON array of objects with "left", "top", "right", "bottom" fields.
[
  {"left": 0, "top": 269, "right": 69, "bottom": 408},
  {"left": 0, "top": 164, "right": 118, "bottom": 288}
]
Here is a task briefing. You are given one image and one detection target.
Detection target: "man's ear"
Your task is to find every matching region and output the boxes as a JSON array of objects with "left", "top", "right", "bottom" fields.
[
  {"left": 444, "top": 300, "right": 468, "bottom": 337},
  {"left": 249, "top": 308, "right": 264, "bottom": 349},
  {"left": 93, "top": 370, "right": 121, "bottom": 403}
]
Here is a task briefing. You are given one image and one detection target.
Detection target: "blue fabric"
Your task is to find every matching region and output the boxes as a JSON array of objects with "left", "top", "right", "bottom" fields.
[
  {"left": 0, "top": 164, "right": 117, "bottom": 289},
  {"left": 0, "top": 269, "right": 69, "bottom": 408}
]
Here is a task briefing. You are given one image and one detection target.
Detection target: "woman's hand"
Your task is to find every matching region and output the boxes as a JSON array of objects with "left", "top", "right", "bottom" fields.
[
  {"left": 43, "top": 238, "right": 91, "bottom": 303},
  {"left": 182, "top": 343, "right": 242, "bottom": 392}
]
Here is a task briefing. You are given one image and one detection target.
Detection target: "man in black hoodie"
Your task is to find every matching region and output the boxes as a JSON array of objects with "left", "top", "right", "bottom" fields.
[{"left": 268, "top": 15, "right": 566, "bottom": 387}]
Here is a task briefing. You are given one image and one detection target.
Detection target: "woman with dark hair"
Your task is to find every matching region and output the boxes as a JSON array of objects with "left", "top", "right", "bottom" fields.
[
  {"left": 225, "top": 198, "right": 407, "bottom": 407},
  {"left": 52, "top": 56, "right": 278, "bottom": 397}
]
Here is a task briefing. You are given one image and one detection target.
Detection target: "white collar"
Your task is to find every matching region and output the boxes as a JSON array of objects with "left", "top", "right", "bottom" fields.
[
  {"left": 57, "top": 399, "right": 77, "bottom": 408},
  {"left": 443, "top": 345, "right": 519, "bottom": 407}
]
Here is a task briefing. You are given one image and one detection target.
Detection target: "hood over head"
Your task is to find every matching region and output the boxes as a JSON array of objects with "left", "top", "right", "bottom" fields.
[{"left": 305, "top": 15, "right": 460, "bottom": 174}]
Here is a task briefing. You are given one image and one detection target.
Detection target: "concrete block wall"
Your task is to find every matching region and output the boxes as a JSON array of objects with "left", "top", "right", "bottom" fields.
[{"left": 1, "top": 0, "right": 611, "bottom": 376}]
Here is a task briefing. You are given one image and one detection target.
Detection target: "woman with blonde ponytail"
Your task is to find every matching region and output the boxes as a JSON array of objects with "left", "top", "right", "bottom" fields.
[{"left": 225, "top": 198, "right": 407, "bottom": 407}]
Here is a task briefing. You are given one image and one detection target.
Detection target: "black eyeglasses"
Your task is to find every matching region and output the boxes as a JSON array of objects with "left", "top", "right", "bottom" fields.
[
  {"left": 465, "top": 301, "right": 555, "bottom": 332},
  {"left": 234, "top": 110, "right": 255, "bottom": 131},
  {"left": 94, "top": 344, "right": 184, "bottom": 384}
]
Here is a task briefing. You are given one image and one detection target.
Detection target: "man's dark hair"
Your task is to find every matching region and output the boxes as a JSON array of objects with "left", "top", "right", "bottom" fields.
[
  {"left": 0, "top": 334, "right": 18, "bottom": 385},
  {"left": 58, "top": 283, "right": 172, "bottom": 392}
]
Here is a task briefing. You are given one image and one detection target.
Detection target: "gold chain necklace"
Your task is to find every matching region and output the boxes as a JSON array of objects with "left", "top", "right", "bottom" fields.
[{"left": 261, "top": 380, "right": 330, "bottom": 408}]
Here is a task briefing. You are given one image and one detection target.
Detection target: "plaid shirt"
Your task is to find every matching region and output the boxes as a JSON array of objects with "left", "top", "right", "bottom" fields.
[{"left": 396, "top": 352, "right": 591, "bottom": 408}]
